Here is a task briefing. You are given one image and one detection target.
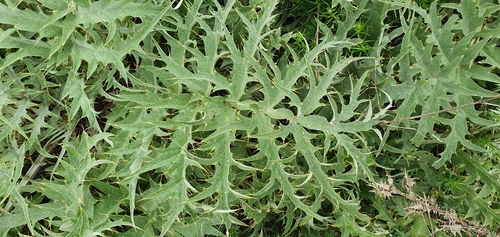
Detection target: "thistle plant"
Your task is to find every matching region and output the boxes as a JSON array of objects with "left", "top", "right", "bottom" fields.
[{"left": 0, "top": 0, "right": 499, "bottom": 236}]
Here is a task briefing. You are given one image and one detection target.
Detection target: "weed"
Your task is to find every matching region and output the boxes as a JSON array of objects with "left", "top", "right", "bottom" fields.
[{"left": 0, "top": 0, "right": 499, "bottom": 236}]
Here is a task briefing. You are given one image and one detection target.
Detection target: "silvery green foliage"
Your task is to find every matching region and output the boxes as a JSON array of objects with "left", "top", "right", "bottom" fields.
[{"left": 0, "top": 0, "right": 499, "bottom": 236}]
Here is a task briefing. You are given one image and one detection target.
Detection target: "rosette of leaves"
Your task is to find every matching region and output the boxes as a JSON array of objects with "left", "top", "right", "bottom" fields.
[{"left": 101, "top": 0, "right": 385, "bottom": 235}]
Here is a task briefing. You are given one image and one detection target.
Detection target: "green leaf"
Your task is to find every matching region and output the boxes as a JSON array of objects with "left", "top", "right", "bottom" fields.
[
  {"left": 291, "top": 123, "right": 371, "bottom": 222},
  {"left": 117, "top": 91, "right": 192, "bottom": 109},
  {"left": 406, "top": 216, "right": 430, "bottom": 236},
  {"left": 434, "top": 113, "right": 486, "bottom": 168},
  {"left": 0, "top": 4, "right": 49, "bottom": 32},
  {"left": 37, "top": 0, "right": 71, "bottom": 11},
  {"left": 265, "top": 108, "right": 295, "bottom": 120},
  {"left": 455, "top": 151, "right": 500, "bottom": 198},
  {"left": 0, "top": 203, "right": 57, "bottom": 230},
  {"left": 75, "top": 0, "right": 163, "bottom": 26},
  {"left": 61, "top": 71, "right": 99, "bottom": 130}
]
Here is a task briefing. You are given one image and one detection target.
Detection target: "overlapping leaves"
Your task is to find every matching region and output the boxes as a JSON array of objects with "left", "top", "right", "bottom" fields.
[{"left": 1, "top": 0, "right": 500, "bottom": 236}]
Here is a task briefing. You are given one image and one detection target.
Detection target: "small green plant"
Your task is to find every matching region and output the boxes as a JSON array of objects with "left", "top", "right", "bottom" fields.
[
  {"left": 279, "top": 0, "right": 375, "bottom": 56},
  {"left": 348, "top": 19, "right": 373, "bottom": 56},
  {"left": 278, "top": 0, "right": 342, "bottom": 52},
  {"left": 351, "top": 19, "right": 370, "bottom": 39}
]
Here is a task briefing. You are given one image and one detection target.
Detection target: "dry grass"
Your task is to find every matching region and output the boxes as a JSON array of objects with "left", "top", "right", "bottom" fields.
[{"left": 371, "top": 172, "right": 496, "bottom": 237}]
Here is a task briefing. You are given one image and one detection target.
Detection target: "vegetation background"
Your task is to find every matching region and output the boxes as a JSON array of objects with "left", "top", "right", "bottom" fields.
[{"left": 1, "top": 0, "right": 500, "bottom": 236}]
